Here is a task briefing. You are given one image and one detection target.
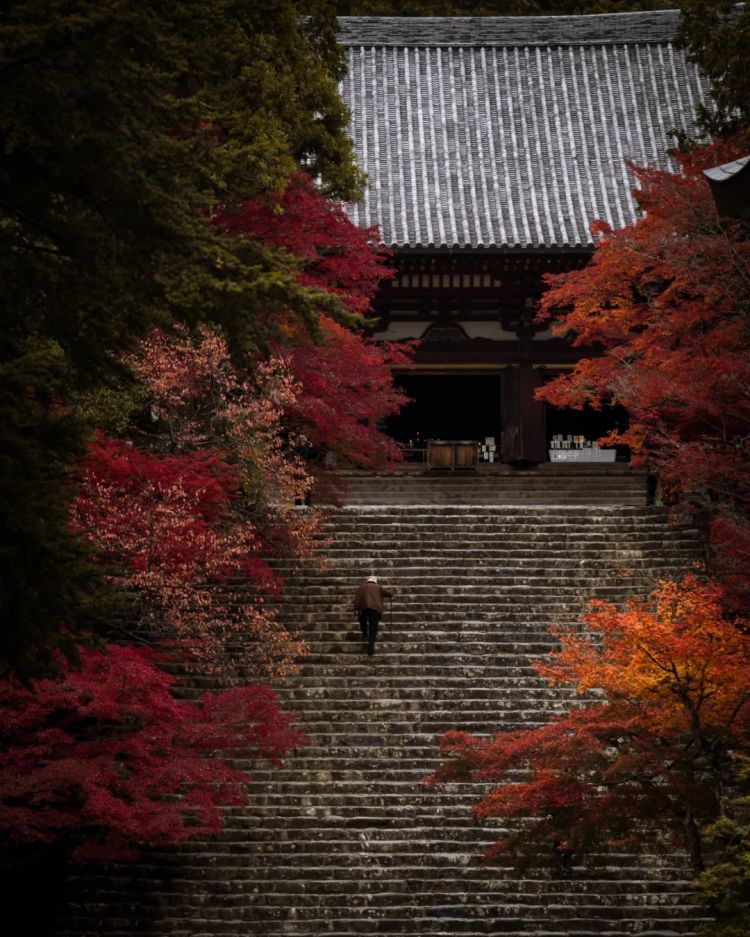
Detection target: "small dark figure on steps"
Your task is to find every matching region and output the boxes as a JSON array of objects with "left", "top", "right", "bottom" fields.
[
  {"left": 353, "top": 575, "right": 391, "bottom": 657},
  {"left": 552, "top": 839, "right": 574, "bottom": 876}
]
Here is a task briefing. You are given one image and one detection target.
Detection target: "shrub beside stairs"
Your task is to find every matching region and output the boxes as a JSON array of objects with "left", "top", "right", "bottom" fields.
[{"left": 59, "top": 470, "right": 712, "bottom": 936}]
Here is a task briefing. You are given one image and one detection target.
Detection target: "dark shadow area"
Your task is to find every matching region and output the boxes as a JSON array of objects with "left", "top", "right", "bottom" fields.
[
  {"left": 0, "top": 842, "right": 178, "bottom": 937},
  {"left": 1, "top": 844, "right": 69, "bottom": 937},
  {"left": 386, "top": 373, "right": 502, "bottom": 444}
]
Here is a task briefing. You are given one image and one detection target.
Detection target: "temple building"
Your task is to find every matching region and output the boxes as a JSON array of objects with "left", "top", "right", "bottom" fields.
[
  {"left": 705, "top": 154, "right": 750, "bottom": 219},
  {"left": 338, "top": 10, "right": 708, "bottom": 464}
]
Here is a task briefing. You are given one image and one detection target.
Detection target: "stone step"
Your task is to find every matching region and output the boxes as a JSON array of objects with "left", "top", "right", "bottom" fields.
[
  {"left": 342, "top": 496, "right": 651, "bottom": 506},
  {"left": 310, "top": 543, "right": 700, "bottom": 554},
  {"left": 273, "top": 578, "right": 692, "bottom": 595},
  {"left": 275, "top": 603, "right": 682, "bottom": 616},
  {"left": 317, "top": 523, "right": 695, "bottom": 531},
  {"left": 339, "top": 481, "right": 649, "bottom": 490},
  {"left": 339, "top": 483, "right": 648, "bottom": 493},
  {"left": 323, "top": 515, "right": 678, "bottom": 523},
  {"left": 276, "top": 677, "right": 580, "bottom": 700},
  {"left": 275, "top": 601, "right": 671, "bottom": 614},
  {"left": 320, "top": 514, "right": 680, "bottom": 525},
  {"left": 320, "top": 510, "right": 665, "bottom": 522},
  {"left": 339, "top": 468, "right": 647, "bottom": 476},
  {"left": 323, "top": 502, "right": 661, "bottom": 513},
  {"left": 69, "top": 864, "right": 697, "bottom": 885},
  {"left": 306, "top": 567, "right": 697, "bottom": 577},
  {"left": 335, "top": 470, "right": 650, "bottom": 508},
  {"left": 311, "top": 537, "right": 698, "bottom": 549},
  {"left": 317, "top": 533, "right": 694, "bottom": 542},
  {"left": 285, "top": 539, "right": 699, "bottom": 551},
  {"left": 291, "top": 657, "right": 568, "bottom": 671},
  {"left": 277, "top": 557, "right": 697, "bottom": 573},
  {"left": 279, "top": 574, "right": 692, "bottom": 589},
  {"left": 274, "top": 640, "right": 574, "bottom": 654},
  {"left": 301, "top": 541, "right": 700, "bottom": 551},
  {"left": 274, "top": 699, "right": 574, "bottom": 716}
]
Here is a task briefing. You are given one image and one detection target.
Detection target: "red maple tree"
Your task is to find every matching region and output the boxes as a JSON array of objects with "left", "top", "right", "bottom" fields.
[
  {"left": 73, "top": 328, "right": 318, "bottom": 677},
  {"left": 0, "top": 644, "right": 304, "bottom": 862},
  {"left": 536, "top": 138, "right": 750, "bottom": 605},
  {"left": 2, "top": 173, "right": 409, "bottom": 863},
  {"left": 217, "top": 171, "right": 392, "bottom": 319},
  {"left": 283, "top": 317, "right": 415, "bottom": 469},
  {"left": 1, "top": 317, "right": 319, "bottom": 865},
  {"left": 130, "top": 325, "right": 319, "bottom": 558},
  {"left": 216, "top": 172, "right": 415, "bottom": 474},
  {"left": 430, "top": 576, "right": 750, "bottom": 873}
]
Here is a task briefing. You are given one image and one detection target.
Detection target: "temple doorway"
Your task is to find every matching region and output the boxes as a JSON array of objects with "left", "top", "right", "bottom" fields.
[{"left": 386, "top": 372, "right": 502, "bottom": 447}]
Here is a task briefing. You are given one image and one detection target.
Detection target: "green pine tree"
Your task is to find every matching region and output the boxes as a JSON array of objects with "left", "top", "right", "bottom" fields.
[
  {"left": 678, "top": 1, "right": 750, "bottom": 136},
  {"left": 0, "top": 0, "right": 362, "bottom": 677}
]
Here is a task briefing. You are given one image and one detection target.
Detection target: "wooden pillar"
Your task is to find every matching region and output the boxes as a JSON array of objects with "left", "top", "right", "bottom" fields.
[
  {"left": 501, "top": 364, "right": 546, "bottom": 463},
  {"left": 518, "top": 364, "right": 547, "bottom": 462},
  {"left": 501, "top": 366, "right": 520, "bottom": 462}
]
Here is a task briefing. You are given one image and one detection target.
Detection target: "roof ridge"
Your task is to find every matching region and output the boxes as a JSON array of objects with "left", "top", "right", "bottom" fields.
[
  {"left": 339, "top": 10, "right": 680, "bottom": 22},
  {"left": 337, "top": 10, "right": 682, "bottom": 47}
]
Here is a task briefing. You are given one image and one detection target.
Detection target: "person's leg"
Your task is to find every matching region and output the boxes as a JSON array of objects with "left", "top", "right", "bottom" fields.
[
  {"left": 367, "top": 610, "right": 380, "bottom": 656},
  {"left": 358, "top": 610, "right": 368, "bottom": 639}
]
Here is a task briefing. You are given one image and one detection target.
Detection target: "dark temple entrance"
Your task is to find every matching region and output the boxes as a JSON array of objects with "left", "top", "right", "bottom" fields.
[{"left": 386, "top": 372, "right": 502, "bottom": 446}]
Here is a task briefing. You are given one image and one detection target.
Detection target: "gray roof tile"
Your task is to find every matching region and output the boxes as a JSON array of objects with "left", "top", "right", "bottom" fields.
[{"left": 339, "top": 11, "right": 708, "bottom": 249}]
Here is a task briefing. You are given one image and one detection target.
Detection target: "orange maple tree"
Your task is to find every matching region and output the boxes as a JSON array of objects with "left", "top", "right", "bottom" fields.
[
  {"left": 536, "top": 138, "right": 750, "bottom": 606},
  {"left": 430, "top": 576, "right": 750, "bottom": 872}
]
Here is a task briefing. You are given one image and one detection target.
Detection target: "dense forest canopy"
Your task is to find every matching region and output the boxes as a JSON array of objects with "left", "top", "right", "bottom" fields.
[{"left": 0, "top": 0, "right": 361, "bottom": 677}]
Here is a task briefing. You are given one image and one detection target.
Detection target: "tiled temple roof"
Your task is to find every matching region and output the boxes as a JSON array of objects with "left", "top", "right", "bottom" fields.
[{"left": 338, "top": 11, "right": 709, "bottom": 250}]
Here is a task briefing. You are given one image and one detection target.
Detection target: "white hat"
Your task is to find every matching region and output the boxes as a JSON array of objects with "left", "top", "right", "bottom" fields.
[{"left": 367, "top": 575, "right": 378, "bottom": 583}]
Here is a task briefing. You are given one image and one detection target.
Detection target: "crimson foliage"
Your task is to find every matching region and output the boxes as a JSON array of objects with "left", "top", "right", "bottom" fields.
[
  {"left": 217, "top": 173, "right": 415, "bottom": 472},
  {"left": 218, "top": 172, "right": 391, "bottom": 319},
  {"left": 0, "top": 644, "right": 304, "bottom": 862}
]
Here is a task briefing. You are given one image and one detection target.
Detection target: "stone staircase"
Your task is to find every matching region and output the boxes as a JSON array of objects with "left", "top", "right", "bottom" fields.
[
  {"left": 337, "top": 466, "right": 649, "bottom": 506},
  {"left": 57, "top": 479, "right": 712, "bottom": 937}
]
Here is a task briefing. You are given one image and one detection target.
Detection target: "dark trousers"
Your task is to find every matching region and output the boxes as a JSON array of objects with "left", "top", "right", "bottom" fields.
[
  {"left": 358, "top": 608, "right": 380, "bottom": 651},
  {"left": 554, "top": 846, "right": 574, "bottom": 875}
]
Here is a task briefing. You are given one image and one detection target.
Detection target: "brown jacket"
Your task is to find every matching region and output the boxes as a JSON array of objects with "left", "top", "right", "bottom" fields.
[{"left": 353, "top": 581, "right": 391, "bottom": 614}]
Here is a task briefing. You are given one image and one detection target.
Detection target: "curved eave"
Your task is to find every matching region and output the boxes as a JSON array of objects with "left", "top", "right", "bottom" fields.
[{"left": 381, "top": 241, "right": 595, "bottom": 253}]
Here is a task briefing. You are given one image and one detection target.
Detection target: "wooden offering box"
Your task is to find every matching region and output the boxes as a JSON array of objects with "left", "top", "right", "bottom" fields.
[{"left": 428, "top": 441, "right": 479, "bottom": 470}]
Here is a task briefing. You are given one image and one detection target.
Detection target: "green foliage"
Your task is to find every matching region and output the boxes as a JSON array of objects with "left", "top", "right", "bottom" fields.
[
  {"left": 0, "top": 342, "right": 115, "bottom": 678},
  {"left": 695, "top": 756, "right": 750, "bottom": 936},
  {"left": 70, "top": 381, "right": 149, "bottom": 439},
  {"left": 0, "top": 0, "right": 361, "bottom": 678},
  {"left": 678, "top": 1, "right": 750, "bottom": 136},
  {"left": 2, "top": 0, "right": 361, "bottom": 370}
]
